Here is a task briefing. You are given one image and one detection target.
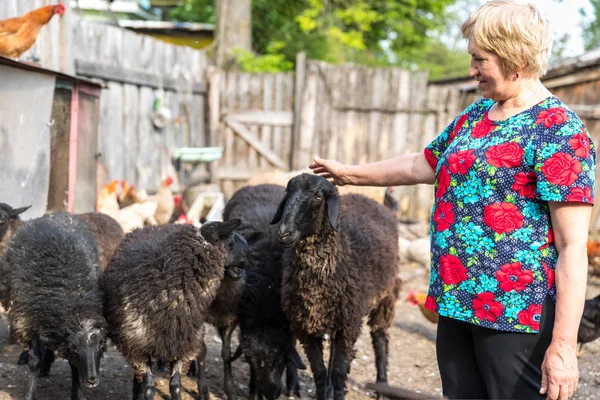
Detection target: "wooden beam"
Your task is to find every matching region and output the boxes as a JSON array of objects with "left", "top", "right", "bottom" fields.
[
  {"left": 224, "top": 110, "right": 293, "bottom": 126},
  {"left": 292, "top": 51, "right": 307, "bottom": 170},
  {"left": 567, "top": 104, "right": 600, "bottom": 119},
  {"left": 543, "top": 68, "right": 600, "bottom": 89},
  {"left": 75, "top": 59, "right": 207, "bottom": 94},
  {"left": 224, "top": 118, "right": 289, "bottom": 170}
]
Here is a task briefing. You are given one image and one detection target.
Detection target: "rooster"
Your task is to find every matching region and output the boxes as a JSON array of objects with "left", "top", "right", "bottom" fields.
[
  {"left": 153, "top": 176, "right": 175, "bottom": 225},
  {"left": 406, "top": 289, "right": 439, "bottom": 324},
  {"left": 0, "top": 4, "right": 66, "bottom": 59}
]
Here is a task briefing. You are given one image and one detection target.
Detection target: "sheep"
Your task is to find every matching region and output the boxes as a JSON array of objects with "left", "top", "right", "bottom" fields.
[
  {"left": 100, "top": 219, "right": 242, "bottom": 400},
  {"left": 193, "top": 184, "right": 286, "bottom": 400},
  {"left": 214, "top": 184, "right": 306, "bottom": 400},
  {"left": 237, "top": 230, "right": 307, "bottom": 400},
  {"left": 271, "top": 173, "right": 401, "bottom": 400},
  {"left": 76, "top": 212, "right": 125, "bottom": 270},
  {"left": 4, "top": 212, "right": 107, "bottom": 400}
]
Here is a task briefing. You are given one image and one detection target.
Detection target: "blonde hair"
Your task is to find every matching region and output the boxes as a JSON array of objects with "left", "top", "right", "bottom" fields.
[{"left": 461, "top": 0, "right": 553, "bottom": 78}]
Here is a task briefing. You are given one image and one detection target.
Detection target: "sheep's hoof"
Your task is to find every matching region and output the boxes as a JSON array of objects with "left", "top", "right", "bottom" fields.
[{"left": 17, "top": 351, "right": 30, "bottom": 365}]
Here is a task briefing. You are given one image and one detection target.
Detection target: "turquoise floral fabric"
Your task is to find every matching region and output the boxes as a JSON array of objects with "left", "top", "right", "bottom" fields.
[{"left": 423, "top": 96, "right": 596, "bottom": 333}]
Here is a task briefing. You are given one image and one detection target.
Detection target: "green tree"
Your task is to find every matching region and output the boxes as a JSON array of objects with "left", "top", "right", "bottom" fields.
[{"left": 581, "top": 0, "right": 600, "bottom": 51}]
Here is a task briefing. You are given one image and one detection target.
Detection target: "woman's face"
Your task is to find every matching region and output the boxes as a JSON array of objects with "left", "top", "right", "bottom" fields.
[{"left": 468, "top": 41, "right": 514, "bottom": 101}]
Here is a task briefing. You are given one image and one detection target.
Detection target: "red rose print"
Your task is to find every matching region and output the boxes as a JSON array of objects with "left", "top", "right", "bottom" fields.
[
  {"left": 473, "top": 292, "right": 503, "bottom": 322},
  {"left": 542, "top": 262, "right": 555, "bottom": 290},
  {"left": 485, "top": 142, "right": 524, "bottom": 168},
  {"left": 440, "top": 254, "right": 468, "bottom": 285},
  {"left": 539, "top": 229, "right": 554, "bottom": 250},
  {"left": 569, "top": 131, "right": 591, "bottom": 158},
  {"left": 535, "top": 107, "right": 568, "bottom": 128},
  {"left": 450, "top": 113, "right": 469, "bottom": 142},
  {"left": 436, "top": 166, "right": 451, "bottom": 198},
  {"left": 496, "top": 262, "right": 533, "bottom": 292},
  {"left": 433, "top": 202, "right": 455, "bottom": 231},
  {"left": 483, "top": 202, "right": 525, "bottom": 233},
  {"left": 566, "top": 187, "right": 593, "bottom": 202},
  {"left": 448, "top": 149, "right": 476, "bottom": 174},
  {"left": 541, "top": 152, "right": 582, "bottom": 186},
  {"left": 424, "top": 296, "right": 437, "bottom": 312},
  {"left": 471, "top": 113, "right": 495, "bottom": 138},
  {"left": 518, "top": 304, "right": 543, "bottom": 331},
  {"left": 512, "top": 171, "right": 537, "bottom": 198},
  {"left": 424, "top": 148, "right": 438, "bottom": 171}
]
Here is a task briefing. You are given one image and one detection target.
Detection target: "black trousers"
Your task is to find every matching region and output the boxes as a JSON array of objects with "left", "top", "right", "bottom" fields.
[{"left": 436, "top": 296, "right": 554, "bottom": 400}]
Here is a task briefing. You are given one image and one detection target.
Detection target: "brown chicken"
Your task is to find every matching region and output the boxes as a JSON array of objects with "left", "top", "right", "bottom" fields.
[
  {"left": 153, "top": 176, "right": 175, "bottom": 225},
  {"left": 0, "top": 4, "right": 66, "bottom": 59},
  {"left": 587, "top": 238, "right": 600, "bottom": 276},
  {"left": 406, "top": 289, "right": 439, "bottom": 324}
]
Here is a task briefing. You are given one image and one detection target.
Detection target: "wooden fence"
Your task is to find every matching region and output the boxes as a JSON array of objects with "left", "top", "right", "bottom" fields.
[
  {"left": 1, "top": 1, "right": 209, "bottom": 192},
  {"left": 208, "top": 55, "right": 463, "bottom": 220}
]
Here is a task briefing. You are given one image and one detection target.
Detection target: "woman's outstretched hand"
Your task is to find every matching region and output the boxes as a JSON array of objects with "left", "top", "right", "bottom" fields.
[{"left": 309, "top": 156, "right": 356, "bottom": 186}]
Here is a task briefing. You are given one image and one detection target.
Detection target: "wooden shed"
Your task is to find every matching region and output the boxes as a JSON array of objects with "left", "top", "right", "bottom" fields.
[{"left": 0, "top": 56, "right": 103, "bottom": 218}]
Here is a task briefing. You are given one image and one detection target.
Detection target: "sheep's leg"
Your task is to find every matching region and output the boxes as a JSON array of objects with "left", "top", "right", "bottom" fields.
[
  {"left": 304, "top": 336, "right": 328, "bottom": 400},
  {"left": 197, "top": 337, "right": 209, "bottom": 400},
  {"left": 371, "top": 328, "right": 388, "bottom": 384},
  {"left": 169, "top": 360, "right": 184, "bottom": 400},
  {"left": 132, "top": 361, "right": 155, "bottom": 400},
  {"left": 25, "top": 343, "right": 42, "bottom": 400},
  {"left": 330, "top": 334, "right": 350, "bottom": 400},
  {"left": 187, "top": 358, "right": 198, "bottom": 377},
  {"left": 219, "top": 325, "right": 238, "bottom": 400},
  {"left": 18, "top": 348, "right": 30, "bottom": 365},
  {"left": 286, "top": 363, "right": 302, "bottom": 398},
  {"left": 38, "top": 346, "right": 55, "bottom": 377},
  {"left": 69, "top": 362, "right": 85, "bottom": 400},
  {"left": 249, "top": 363, "right": 259, "bottom": 400}
]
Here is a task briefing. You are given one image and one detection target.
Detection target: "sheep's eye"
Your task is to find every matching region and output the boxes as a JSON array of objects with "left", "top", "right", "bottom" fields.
[{"left": 314, "top": 195, "right": 322, "bottom": 202}]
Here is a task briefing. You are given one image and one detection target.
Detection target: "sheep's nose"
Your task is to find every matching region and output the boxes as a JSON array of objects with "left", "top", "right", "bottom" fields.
[
  {"left": 86, "top": 376, "right": 99, "bottom": 387},
  {"left": 279, "top": 231, "right": 292, "bottom": 240}
]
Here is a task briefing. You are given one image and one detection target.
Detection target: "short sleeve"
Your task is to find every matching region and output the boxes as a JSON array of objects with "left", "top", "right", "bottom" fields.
[
  {"left": 424, "top": 101, "right": 479, "bottom": 172},
  {"left": 533, "top": 109, "right": 596, "bottom": 204}
]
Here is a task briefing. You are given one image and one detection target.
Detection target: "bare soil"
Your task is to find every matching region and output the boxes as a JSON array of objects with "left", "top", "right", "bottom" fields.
[{"left": 1, "top": 261, "right": 598, "bottom": 400}]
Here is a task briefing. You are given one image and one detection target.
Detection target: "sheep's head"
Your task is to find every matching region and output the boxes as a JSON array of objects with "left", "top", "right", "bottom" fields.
[
  {"left": 0, "top": 203, "right": 31, "bottom": 240},
  {"left": 40, "top": 319, "right": 107, "bottom": 388},
  {"left": 201, "top": 219, "right": 246, "bottom": 279},
  {"left": 242, "top": 331, "right": 306, "bottom": 400},
  {"left": 271, "top": 174, "right": 339, "bottom": 248}
]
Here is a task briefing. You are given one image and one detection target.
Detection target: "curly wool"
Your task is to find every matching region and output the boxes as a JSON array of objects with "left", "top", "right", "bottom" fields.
[
  {"left": 101, "top": 224, "right": 227, "bottom": 365},
  {"left": 76, "top": 212, "right": 124, "bottom": 270},
  {"left": 6, "top": 212, "right": 105, "bottom": 357}
]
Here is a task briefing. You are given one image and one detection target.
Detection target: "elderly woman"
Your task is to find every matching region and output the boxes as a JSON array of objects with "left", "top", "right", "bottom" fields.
[{"left": 310, "top": 1, "right": 596, "bottom": 399}]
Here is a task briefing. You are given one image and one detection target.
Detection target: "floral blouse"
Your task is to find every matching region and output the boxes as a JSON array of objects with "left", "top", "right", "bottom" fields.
[{"left": 423, "top": 96, "right": 596, "bottom": 333}]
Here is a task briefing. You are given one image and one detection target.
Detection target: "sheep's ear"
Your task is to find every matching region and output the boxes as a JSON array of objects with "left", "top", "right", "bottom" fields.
[
  {"left": 201, "top": 219, "right": 242, "bottom": 243},
  {"left": 288, "top": 348, "right": 306, "bottom": 370},
  {"left": 39, "top": 330, "right": 63, "bottom": 346},
  {"left": 270, "top": 193, "right": 288, "bottom": 225},
  {"left": 326, "top": 193, "right": 339, "bottom": 231},
  {"left": 9, "top": 205, "right": 31, "bottom": 218}
]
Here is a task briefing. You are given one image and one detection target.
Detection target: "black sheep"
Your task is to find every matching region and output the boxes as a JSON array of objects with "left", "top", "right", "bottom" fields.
[
  {"left": 194, "top": 184, "right": 289, "bottom": 400},
  {"left": 5, "top": 212, "right": 107, "bottom": 400},
  {"left": 271, "top": 174, "right": 401, "bottom": 400},
  {"left": 0, "top": 203, "right": 30, "bottom": 306},
  {"left": 577, "top": 294, "right": 600, "bottom": 355},
  {"left": 100, "top": 220, "right": 241, "bottom": 400},
  {"left": 229, "top": 184, "right": 306, "bottom": 400}
]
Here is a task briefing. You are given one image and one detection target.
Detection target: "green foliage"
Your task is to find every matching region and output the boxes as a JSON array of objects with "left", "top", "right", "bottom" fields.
[
  {"left": 232, "top": 42, "right": 294, "bottom": 72},
  {"left": 169, "top": 0, "right": 215, "bottom": 23},
  {"left": 582, "top": 0, "right": 600, "bottom": 51}
]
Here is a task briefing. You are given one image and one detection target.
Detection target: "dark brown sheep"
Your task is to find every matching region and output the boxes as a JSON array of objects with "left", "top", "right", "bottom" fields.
[
  {"left": 100, "top": 220, "right": 241, "bottom": 400},
  {"left": 76, "top": 212, "right": 124, "bottom": 270},
  {"left": 272, "top": 174, "right": 400, "bottom": 400},
  {"left": 0, "top": 203, "right": 30, "bottom": 256}
]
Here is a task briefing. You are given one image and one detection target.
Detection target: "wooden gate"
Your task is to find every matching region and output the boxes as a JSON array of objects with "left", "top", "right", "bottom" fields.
[{"left": 208, "top": 69, "right": 295, "bottom": 198}]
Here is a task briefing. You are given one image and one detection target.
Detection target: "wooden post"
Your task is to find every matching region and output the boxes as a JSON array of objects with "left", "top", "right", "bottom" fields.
[
  {"left": 291, "top": 52, "right": 307, "bottom": 170},
  {"left": 208, "top": 68, "right": 222, "bottom": 183}
]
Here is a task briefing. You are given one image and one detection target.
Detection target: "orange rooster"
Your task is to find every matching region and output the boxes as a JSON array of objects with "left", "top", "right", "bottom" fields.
[
  {"left": 406, "top": 289, "right": 439, "bottom": 324},
  {"left": 0, "top": 4, "right": 66, "bottom": 59},
  {"left": 587, "top": 238, "right": 600, "bottom": 276}
]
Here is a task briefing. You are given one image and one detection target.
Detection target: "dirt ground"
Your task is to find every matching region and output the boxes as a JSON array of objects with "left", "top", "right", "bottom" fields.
[{"left": 1, "top": 261, "right": 599, "bottom": 400}]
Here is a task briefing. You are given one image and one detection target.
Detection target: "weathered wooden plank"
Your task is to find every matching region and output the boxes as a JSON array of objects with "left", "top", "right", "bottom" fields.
[
  {"left": 208, "top": 69, "right": 222, "bottom": 148},
  {"left": 122, "top": 84, "right": 139, "bottom": 185},
  {"left": 295, "top": 62, "right": 319, "bottom": 169},
  {"left": 75, "top": 60, "right": 207, "bottom": 94},
  {"left": 291, "top": 52, "right": 307, "bottom": 168},
  {"left": 224, "top": 119, "right": 288, "bottom": 170},
  {"left": 100, "top": 82, "right": 125, "bottom": 181},
  {"left": 224, "top": 110, "right": 293, "bottom": 126},
  {"left": 137, "top": 86, "right": 162, "bottom": 191},
  {"left": 260, "top": 74, "right": 274, "bottom": 169}
]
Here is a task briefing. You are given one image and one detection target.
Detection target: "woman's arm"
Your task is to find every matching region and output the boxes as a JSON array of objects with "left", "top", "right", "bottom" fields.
[
  {"left": 540, "top": 201, "right": 592, "bottom": 400},
  {"left": 309, "top": 152, "right": 435, "bottom": 187}
]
